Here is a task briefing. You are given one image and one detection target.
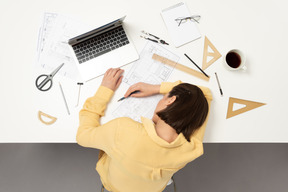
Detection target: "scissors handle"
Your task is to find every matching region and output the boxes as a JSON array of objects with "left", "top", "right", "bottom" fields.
[{"left": 35, "top": 74, "right": 53, "bottom": 91}]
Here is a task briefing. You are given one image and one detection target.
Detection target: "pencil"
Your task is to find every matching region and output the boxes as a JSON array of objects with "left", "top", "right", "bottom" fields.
[
  {"left": 118, "top": 90, "right": 140, "bottom": 102},
  {"left": 59, "top": 82, "right": 70, "bottom": 115},
  {"left": 215, "top": 72, "right": 223, "bottom": 96},
  {"left": 184, "top": 53, "right": 209, "bottom": 78}
]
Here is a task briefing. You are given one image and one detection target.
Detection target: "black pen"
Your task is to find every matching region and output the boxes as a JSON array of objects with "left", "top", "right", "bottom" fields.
[
  {"left": 184, "top": 53, "right": 209, "bottom": 78},
  {"left": 117, "top": 90, "right": 140, "bottom": 102}
]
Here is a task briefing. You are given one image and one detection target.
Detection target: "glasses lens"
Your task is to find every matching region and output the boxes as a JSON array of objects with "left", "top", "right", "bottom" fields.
[
  {"left": 179, "top": 17, "right": 188, "bottom": 23},
  {"left": 190, "top": 15, "right": 201, "bottom": 22}
]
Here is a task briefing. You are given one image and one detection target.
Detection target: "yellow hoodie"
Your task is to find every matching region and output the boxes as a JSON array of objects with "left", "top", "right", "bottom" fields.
[{"left": 77, "top": 81, "right": 212, "bottom": 192}]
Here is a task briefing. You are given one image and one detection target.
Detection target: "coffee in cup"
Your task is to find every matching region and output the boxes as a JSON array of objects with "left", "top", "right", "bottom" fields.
[{"left": 223, "top": 49, "right": 246, "bottom": 70}]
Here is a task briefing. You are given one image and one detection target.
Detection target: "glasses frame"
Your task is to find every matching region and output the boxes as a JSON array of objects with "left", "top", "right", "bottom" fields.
[{"left": 175, "top": 15, "right": 201, "bottom": 26}]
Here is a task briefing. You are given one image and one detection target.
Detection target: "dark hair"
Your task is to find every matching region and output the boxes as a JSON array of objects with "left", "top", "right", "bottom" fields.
[{"left": 156, "top": 83, "right": 209, "bottom": 142}]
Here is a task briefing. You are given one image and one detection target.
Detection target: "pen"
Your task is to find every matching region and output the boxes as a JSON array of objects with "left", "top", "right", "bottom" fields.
[
  {"left": 117, "top": 90, "right": 140, "bottom": 102},
  {"left": 184, "top": 53, "right": 209, "bottom": 78},
  {"left": 215, "top": 72, "right": 223, "bottom": 96},
  {"left": 59, "top": 82, "right": 70, "bottom": 115}
]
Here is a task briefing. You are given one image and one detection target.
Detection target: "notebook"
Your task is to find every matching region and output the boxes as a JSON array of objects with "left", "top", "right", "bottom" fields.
[
  {"left": 161, "top": 2, "right": 201, "bottom": 47},
  {"left": 68, "top": 16, "right": 139, "bottom": 81}
]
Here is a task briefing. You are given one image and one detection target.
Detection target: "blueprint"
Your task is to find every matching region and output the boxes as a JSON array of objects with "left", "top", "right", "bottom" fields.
[
  {"left": 113, "top": 42, "right": 179, "bottom": 122},
  {"left": 37, "top": 13, "right": 88, "bottom": 79}
]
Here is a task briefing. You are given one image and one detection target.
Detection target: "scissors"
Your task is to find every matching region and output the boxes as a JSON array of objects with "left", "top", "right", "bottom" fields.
[{"left": 35, "top": 63, "right": 65, "bottom": 91}]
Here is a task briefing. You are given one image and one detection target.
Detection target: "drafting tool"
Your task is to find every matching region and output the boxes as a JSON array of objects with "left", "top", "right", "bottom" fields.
[
  {"left": 38, "top": 111, "right": 57, "bottom": 125},
  {"left": 226, "top": 97, "right": 266, "bottom": 119},
  {"left": 59, "top": 82, "right": 70, "bottom": 115},
  {"left": 152, "top": 54, "right": 210, "bottom": 81},
  {"left": 215, "top": 72, "right": 223, "bottom": 96},
  {"left": 184, "top": 53, "right": 209, "bottom": 77},
  {"left": 140, "top": 30, "right": 169, "bottom": 45},
  {"left": 202, "top": 36, "right": 221, "bottom": 70},
  {"left": 118, "top": 90, "right": 140, "bottom": 102},
  {"left": 35, "top": 63, "right": 65, "bottom": 91},
  {"left": 75, "top": 82, "right": 84, "bottom": 107}
]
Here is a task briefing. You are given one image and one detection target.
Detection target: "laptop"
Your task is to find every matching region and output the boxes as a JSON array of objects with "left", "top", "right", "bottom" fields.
[{"left": 68, "top": 16, "right": 139, "bottom": 81}]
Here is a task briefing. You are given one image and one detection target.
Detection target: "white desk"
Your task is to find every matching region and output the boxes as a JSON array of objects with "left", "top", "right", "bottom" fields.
[{"left": 1, "top": 0, "right": 288, "bottom": 142}]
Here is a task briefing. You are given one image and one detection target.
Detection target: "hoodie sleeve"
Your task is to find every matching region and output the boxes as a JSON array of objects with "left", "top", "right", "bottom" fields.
[
  {"left": 76, "top": 86, "right": 118, "bottom": 152},
  {"left": 159, "top": 80, "right": 182, "bottom": 94}
]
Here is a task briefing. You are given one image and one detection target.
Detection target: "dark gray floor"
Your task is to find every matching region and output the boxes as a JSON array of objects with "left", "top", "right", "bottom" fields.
[{"left": 0, "top": 144, "right": 287, "bottom": 192}]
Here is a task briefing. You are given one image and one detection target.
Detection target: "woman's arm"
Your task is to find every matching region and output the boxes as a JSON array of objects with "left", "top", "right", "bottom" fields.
[
  {"left": 124, "top": 82, "right": 160, "bottom": 98},
  {"left": 76, "top": 68, "right": 124, "bottom": 149},
  {"left": 124, "top": 81, "right": 182, "bottom": 98}
]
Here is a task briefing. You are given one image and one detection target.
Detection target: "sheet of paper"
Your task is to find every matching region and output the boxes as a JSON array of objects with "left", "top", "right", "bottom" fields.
[
  {"left": 37, "top": 13, "right": 88, "bottom": 79},
  {"left": 161, "top": 2, "right": 201, "bottom": 47},
  {"left": 122, "top": 42, "right": 179, "bottom": 85},
  {"left": 112, "top": 42, "right": 179, "bottom": 122},
  {"left": 37, "top": 13, "right": 57, "bottom": 60}
]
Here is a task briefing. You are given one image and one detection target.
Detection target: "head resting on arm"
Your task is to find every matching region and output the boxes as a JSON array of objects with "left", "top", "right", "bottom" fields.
[{"left": 156, "top": 83, "right": 209, "bottom": 142}]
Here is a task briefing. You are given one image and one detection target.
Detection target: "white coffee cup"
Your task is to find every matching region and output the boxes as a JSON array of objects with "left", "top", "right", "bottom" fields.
[{"left": 223, "top": 49, "right": 246, "bottom": 71}]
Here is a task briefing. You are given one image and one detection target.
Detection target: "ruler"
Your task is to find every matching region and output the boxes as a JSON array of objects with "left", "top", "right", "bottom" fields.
[{"left": 152, "top": 54, "right": 210, "bottom": 81}]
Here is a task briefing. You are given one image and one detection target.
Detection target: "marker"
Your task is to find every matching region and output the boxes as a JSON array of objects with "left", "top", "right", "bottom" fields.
[{"left": 117, "top": 90, "right": 140, "bottom": 102}]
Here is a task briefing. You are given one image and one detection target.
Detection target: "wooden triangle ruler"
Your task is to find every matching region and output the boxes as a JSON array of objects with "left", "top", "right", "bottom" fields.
[
  {"left": 38, "top": 111, "right": 57, "bottom": 125},
  {"left": 202, "top": 36, "right": 222, "bottom": 70},
  {"left": 226, "top": 97, "right": 266, "bottom": 119}
]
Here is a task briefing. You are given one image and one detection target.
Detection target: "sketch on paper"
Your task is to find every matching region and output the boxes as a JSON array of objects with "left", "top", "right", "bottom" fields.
[
  {"left": 37, "top": 13, "right": 88, "bottom": 79},
  {"left": 113, "top": 42, "right": 179, "bottom": 122}
]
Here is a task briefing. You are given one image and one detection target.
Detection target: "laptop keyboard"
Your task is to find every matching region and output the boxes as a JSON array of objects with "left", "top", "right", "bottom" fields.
[{"left": 72, "top": 26, "right": 130, "bottom": 64}]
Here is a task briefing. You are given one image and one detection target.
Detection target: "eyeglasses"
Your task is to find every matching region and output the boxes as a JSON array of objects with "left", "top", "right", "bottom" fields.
[{"left": 175, "top": 15, "right": 201, "bottom": 26}]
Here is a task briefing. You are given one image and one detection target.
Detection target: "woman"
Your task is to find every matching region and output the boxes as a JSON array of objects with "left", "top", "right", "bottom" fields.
[{"left": 77, "top": 68, "right": 212, "bottom": 192}]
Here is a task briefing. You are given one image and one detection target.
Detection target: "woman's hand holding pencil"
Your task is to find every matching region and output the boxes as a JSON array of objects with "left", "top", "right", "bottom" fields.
[{"left": 123, "top": 82, "right": 161, "bottom": 99}]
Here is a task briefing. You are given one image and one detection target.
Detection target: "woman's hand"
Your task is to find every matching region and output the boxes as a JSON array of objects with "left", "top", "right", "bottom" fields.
[
  {"left": 101, "top": 68, "right": 124, "bottom": 91},
  {"left": 124, "top": 82, "right": 160, "bottom": 98}
]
